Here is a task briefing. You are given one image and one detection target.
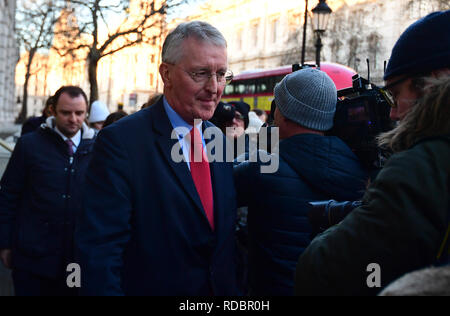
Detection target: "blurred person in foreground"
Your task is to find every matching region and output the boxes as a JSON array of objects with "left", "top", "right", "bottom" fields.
[
  {"left": 234, "top": 68, "right": 368, "bottom": 295},
  {"left": 75, "top": 21, "right": 240, "bottom": 296},
  {"left": 379, "top": 264, "right": 450, "bottom": 296},
  {"left": 21, "top": 96, "right": 53, "bottom": 136},
  {"left": 295, "top": 10, "right": 450, "bottom": 296},
  {"left": 0, "top": 86, "right": 95, "bottom": 296}
]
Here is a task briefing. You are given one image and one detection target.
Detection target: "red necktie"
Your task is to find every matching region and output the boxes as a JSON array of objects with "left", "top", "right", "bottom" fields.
[{"left": 189, "top": 127, "right": 214, "bottom": 230}]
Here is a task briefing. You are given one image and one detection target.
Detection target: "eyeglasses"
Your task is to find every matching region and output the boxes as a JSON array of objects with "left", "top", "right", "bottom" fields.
[
  {"left": 379, "top": 76, "right": 410, "bottom": 108},
  {"left": 167, "top": 63, "right": 233, "bottom": 86},
  {"left": 234, "top": 113, "right": 245, "bottom": 120}
]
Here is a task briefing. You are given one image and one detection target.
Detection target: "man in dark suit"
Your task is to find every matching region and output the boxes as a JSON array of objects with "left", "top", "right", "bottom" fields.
[
  {"left": 75, "top": 21, "right": 240, "bottom": 295},
  {"left": 0, "top": 86, "right": 95, "bottom": 296}
]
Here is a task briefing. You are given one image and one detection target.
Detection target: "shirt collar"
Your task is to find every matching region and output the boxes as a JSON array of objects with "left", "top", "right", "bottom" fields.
[
  {"left": 54, "top": 126, "right": 81, "bottom": 148},
  {"left": 163, "top": 96, "right": 203, "bottom": 139}
]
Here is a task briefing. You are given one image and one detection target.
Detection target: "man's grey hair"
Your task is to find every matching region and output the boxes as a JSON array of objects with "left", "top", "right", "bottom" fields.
[{"left": 162, "top": 21, "right": 227, "bottom": 64}]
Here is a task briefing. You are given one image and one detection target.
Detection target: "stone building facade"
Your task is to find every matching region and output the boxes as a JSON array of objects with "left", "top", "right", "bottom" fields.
[
  {"left": 189, "top": 0, "right": 448, "bottom": 84},
  {"left": 0, "top": 0, "right": 19, "bottom": 122},
  {"left": 15, "top": 0, "right": 164, "bottom": 117},
  {"left": 14, "top": 0, "right": 449, "bottom": 117}
]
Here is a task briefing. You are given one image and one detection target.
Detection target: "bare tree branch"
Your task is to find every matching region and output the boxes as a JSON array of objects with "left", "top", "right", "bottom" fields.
[{"left": 15, "top": 0, "right": 62, "bottom": 123}]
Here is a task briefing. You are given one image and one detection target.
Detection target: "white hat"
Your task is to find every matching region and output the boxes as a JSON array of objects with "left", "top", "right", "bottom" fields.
[
  {"left": 89, "top": 100, "right": 110, "bottom": 123},
  {"left": 246, "top": 111, "right": 264, "bottom": 134}
]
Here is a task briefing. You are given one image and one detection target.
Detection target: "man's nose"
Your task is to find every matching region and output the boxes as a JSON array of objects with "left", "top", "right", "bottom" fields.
[
  {"left": 69, "top": 113, "right": 76, "bottom": 122},
  {"left": 204, "top": 74, "right": 218, "bottom": 92}
]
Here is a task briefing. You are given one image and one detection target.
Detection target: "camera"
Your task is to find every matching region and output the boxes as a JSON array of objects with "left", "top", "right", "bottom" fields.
[
  {"left": 308, "top": 200, "right": 362, "bottom": 238},
  {"left": 329, "top": 74, "right": 393, "bottom": 172},
  {"left": 289, "top": 64, "right": 394, "bottom": 173}
]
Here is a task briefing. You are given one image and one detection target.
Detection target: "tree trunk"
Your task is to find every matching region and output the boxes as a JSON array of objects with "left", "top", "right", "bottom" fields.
[
  {"left": 88, "top": 49, "right": 100, "bottom": 107},
  {"left": 16, "top": 49, "right": 36, "bottom": 123}
]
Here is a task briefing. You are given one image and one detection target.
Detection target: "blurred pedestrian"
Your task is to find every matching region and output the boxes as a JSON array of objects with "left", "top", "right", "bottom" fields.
[
  {"left": 141, "top": 92, "right": 163, "bottom": 110},
  {"left": 88, "top": 100, "right": 110, "bottom": 133},
  {"left": 225, "top": 101, "right": 250, "bottom": 139},
  {"left": 211, "top": 101, "right": 251, "bottom": 159},
  {"left": 103, "top": 110, "right": 128, "bottom": 128},
  {"left": 21, "top": 96, "right": 53, "bottom": 136},
  {"left": 0, "top": 86, "right": 95, "bottom": 296},
  {"left": 295, "top": 10, "right": 450, "bottom": 296}
]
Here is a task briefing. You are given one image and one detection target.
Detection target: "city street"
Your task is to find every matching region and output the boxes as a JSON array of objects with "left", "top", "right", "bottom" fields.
[{"left": 0, "top": 0, "right": 448, "bottom": 298}]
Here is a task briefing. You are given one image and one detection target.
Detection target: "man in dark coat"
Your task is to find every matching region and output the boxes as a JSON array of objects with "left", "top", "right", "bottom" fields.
[
  {"left": 75, "top": 21, "right": 240, "bottom": 296},
  {"left": 0, "top": 86, "right": 95, "bottom": 296},
  {"left": 20, "top": 96, "right": 53, "bottom": 136},
  {"left": 234, "top": 68, "right": 368, "bottom": 295},
  {"left": 295, "top": 10, "right": 450, "bottom": 296}
]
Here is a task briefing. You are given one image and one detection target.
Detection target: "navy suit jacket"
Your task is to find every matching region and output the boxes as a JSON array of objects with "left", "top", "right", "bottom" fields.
[{"left": 75, "top": 99, "right": 239, "bottom": 295}]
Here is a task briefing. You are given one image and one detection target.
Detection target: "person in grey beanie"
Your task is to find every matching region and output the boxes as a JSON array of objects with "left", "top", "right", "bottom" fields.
[
  {"left": 295, "top": 10, "right": 450, "bottom": 296},
  {"left": 233, "top": 68, "right": 368, "bottom": 295}
]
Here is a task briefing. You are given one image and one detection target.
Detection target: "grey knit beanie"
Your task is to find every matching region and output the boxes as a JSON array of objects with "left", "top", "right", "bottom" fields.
[{"left": 274, "top": 68, "right": 337, "bottom": 131}]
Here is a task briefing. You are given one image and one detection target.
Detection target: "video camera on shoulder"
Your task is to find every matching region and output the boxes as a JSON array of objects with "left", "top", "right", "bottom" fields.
[
  {"left": 270, "top": 63, "right": 394, "bottom": 172},
  {"left": 330, "top": 74, "right": 393, "bottom": 172}
]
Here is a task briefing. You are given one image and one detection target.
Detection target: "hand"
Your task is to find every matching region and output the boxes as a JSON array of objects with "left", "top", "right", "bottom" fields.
[{"left": 0, "top": 249, "right": 12, "bottom": 269}]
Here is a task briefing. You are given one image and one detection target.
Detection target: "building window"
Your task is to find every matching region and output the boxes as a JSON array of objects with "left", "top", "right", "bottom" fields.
[
  {"left": 288, "top": 10, "right": 302, "bottom": 39},
  {"left": 271, "top": 18, "right": 279, "bottom": 43},
  {"left": 236, "top": 29, "right": 243, "bottom": 51},
  {"left": 407, "top": 0, "right": 433, "bottom": 19},
  {"left": 251, "top": 21, "right": 259, "bottom": 47}
]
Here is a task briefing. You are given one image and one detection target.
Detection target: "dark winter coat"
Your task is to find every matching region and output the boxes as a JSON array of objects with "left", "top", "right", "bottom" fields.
[
  {"left": 0, "top": 120, "right": 95, "bottom": 278},
  {"left": 75, "top": 99, "right": 240, "bottom": 296},
  {"left": 295, "top": 136, "right": 450, "bottom": 296},
  {"left": 234, "top": 133, "right": 368, "bottom": 295},
  {"left": 21, "top": 115, "right": 47, "bottom": 136}
]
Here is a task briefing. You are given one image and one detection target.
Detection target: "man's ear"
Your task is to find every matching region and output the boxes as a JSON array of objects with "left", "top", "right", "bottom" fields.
[
  {"left": 49, "top": 105, "right": 56, "bottom": 117},
  {"left": 159, "top": 63, "right": 171, "bottom": 88}
]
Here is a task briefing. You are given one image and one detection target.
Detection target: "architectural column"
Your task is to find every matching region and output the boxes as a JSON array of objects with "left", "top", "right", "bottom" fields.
[{"left": 0, "top": 0, "right": 18, "bottom": 122}]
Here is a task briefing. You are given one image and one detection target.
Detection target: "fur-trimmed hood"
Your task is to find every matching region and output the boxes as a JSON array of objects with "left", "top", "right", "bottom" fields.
[{"left": 41, "top": 116, "right": 96, "bottom": 140}]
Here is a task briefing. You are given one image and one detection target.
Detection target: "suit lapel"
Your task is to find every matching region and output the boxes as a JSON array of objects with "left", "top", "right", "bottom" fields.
[{"left": 151, "top": 100, "right": 211, "bottom": 226}]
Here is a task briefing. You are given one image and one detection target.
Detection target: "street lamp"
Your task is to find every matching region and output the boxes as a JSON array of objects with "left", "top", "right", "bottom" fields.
[
  {"left": 311, "top": 0, "right": 332, "bottom": 68},
  {"left": 300, "top": 0, "right": 309, "bottom": 66}
]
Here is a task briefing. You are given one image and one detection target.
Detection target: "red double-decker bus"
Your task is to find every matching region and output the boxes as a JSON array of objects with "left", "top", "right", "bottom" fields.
[{"left": 222, "top": 62, "right": 357, "bottom": 111}]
